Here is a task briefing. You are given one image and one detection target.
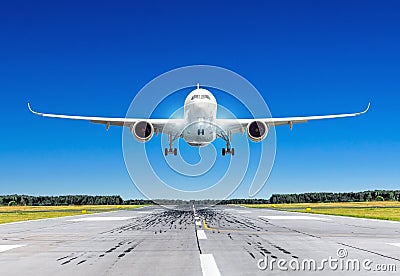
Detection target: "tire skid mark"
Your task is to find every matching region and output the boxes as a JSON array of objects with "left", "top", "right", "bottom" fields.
[{"left": 202, "top": 208, "right": 300, "bottom": 263}]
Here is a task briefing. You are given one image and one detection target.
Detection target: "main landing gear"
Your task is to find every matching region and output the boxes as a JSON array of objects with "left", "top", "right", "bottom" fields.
[
  {"left": 165, "top": 148, "right": 177, "bottom": 156},
  {"left": 165, "top": 133, "right": 178, "bottom": 156},
  {"left": 220, "top": 131, "right": 234, "bottom": 156},
  {"left": 222, "top": 145, "right": 235, "bottom": 156}
]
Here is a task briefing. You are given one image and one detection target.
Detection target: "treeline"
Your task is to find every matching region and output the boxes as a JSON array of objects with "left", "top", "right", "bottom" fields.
[
  {"left": 220, "top": 190, "right": 400, "bottom": 204},
  {"left": 0, "top": 195, "right": 142, "bottom": 206},
  {"left": 1, "top": 190, "right": 399, "bottom": 206},
  {"left": 153, "top": 199, "right": 222, "bottom": 205},
  {"left": 268, "top": 190, "right": 400, "bottom": 204},
  {"left": 219, "top": 198, "right": 270, "bottom": 205}
]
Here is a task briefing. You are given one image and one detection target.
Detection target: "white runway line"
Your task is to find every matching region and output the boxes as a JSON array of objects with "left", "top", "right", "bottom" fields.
[
  {"left": 259, "top": 215, "right": 330, "bottom": 221},
  {"left": 136, "top": 211, "right": 153, "bottom": 214},
  {"left": 200, "top": 254, "right": 221, "bottom": 276},
  {"left": 0, "top": 210, "right": 120, "bottom": 226},
  {"left": 68, "top": 217, "right": 134, "bottom": 222},
  {"left": 0, "top": 245, "right": 26, "bottom": 253},
  {"left": 195, "top": 221, "right": 202, "bottom": 226},
  {"left": 197, "top": 230, "right": 207, "bottom": 239},
  {"left": 223, "top": 209, "right": 251, "bottom": 213},
  {"left": 387, "top": 243, "right": 400, "bottom": 248}
]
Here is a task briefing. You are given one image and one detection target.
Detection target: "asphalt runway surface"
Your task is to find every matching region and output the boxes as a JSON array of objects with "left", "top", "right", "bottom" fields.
[{"left": 0, "top": 205, "right": 399, "bottom": 275}]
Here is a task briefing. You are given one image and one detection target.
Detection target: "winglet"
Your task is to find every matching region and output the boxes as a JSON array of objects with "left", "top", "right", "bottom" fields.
[
  {"left": 362, "top": 102, "right": 370, "bottom": 114},
  {"left": 27, "top": 102, "right": 33, "bottom": 112},
  {"left": 27, "top": 103, "right": 41, "bottom": 116}
]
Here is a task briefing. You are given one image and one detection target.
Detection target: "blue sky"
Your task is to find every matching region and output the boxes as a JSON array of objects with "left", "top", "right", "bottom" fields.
[{"left": 0, "top": 0, "right": 399, "bottom": 199}]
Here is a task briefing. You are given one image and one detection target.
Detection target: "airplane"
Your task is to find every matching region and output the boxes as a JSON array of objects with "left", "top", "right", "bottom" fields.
[{"left": 28, "top": 84, "right": 370, "bottom": 156}]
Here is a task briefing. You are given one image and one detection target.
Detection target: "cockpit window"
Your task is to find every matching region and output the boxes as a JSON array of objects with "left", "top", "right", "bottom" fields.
[{"left": 191, "top": 95, "right": 210, "bottom": 100}]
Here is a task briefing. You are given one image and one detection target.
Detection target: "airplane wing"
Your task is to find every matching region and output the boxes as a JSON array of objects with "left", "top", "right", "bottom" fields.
[
  {"left": 27, "top": 103, "right": 184, "bottom": 135},
  {"left": 216, "top": 103, "right": 370, "bottom": 134}
]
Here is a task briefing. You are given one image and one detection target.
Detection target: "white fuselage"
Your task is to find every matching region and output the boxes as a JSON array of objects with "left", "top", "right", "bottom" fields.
[{"left": 182, "top": 88, "right": 217, "bottom": 147}]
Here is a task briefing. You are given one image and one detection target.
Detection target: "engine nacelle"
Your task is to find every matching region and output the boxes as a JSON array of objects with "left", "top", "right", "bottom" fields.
[
  {"left": 131, "top": 121, "right": 154, "bottom": 142},
  {"left": 246, "top": 121, "right": 268, "bottom": 142}
]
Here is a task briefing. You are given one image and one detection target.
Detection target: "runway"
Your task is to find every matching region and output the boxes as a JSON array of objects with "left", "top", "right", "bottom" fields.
[{"left": 0, "top": 205, "right": 399, "bottom": 275}]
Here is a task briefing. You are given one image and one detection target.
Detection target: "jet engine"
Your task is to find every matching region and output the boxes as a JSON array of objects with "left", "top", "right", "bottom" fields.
[
  {"left": 131, "top": 121, "right": 154, "bottom": 142},
  {"left": 246, "top": 121, "right": 268, "bottom": 142}
]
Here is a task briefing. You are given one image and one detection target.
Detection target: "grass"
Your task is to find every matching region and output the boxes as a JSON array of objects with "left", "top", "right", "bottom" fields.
[
  {"left": 0, "top": 205, "right": 144, "bottom": 224},
  {"left": 240, "top": 201, "right": 400, "bottom": 221}
]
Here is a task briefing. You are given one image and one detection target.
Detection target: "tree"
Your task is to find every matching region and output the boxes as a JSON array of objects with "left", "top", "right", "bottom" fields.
[
  {"left": 8, "top": 200, "right": 16, "bottom": 206},
  {"left": 376, "top": 195, "right": 384, "bottom": 201}
]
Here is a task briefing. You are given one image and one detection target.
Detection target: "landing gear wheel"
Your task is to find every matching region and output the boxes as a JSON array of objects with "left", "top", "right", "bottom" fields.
[
  {"left": 222, "top": 148, "right": 226, "bottom": 156},
  {"left": 165, "top": 148, "right": 168, "bottom": 156},
  {"left": 173, "top": 148, "right": 177, "bottom": 156},
  {"left": 231, "top": 148, "right": 235, "bottom": 156}
]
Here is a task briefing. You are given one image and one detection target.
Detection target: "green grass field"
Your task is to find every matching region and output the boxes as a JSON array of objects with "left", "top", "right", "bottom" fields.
[
  {"left": 0, "top": 205, "right": 144, "bottom": 224},
  {"left": 241, "top": 201, "right": 400, "bottom": 221}
]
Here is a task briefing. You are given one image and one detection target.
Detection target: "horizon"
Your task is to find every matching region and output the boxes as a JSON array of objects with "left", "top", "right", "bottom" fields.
[
  {"left": 1, "top": 1, "right": 399, "bottom": 199},
  {"left": 1, "top": 188, "right": 399, "bottom": 201}
]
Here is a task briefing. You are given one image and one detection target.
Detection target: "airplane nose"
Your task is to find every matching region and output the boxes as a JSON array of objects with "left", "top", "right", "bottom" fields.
[{"left": 191, "top": 102, "right": 214, "bottom": 117}]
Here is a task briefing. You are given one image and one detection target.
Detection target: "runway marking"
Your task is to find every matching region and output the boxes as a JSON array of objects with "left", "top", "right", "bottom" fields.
[
  {"left": 195, "top": 221, "right": 202, "bottom": 226},
  {"left": 387, "top": 243, "right": 400, "bottom": 248},
  {"left": 203, "top": 220, "right": 211, "bottom": 230},
  {"left": 200, "top": 254, "right": 221, "bottom": 276},
  {"left": 223, "top": 209, "right": 251, "bottom": 213},
  {"left": 259, "top": 215, "right": 330, "bottom": 221},
  {"left": 333, "top": 216, "right": 400, "bottom": 223},
  {"left": 68, "top": 217, "right": 134, "bottom": 222},
  {"left": 197, "top": 230, "right": 207, "bottom": 239},
  {"left": 0, "top": 210, "right": 121, "bottom": 226},
  {"left": 0, "top": 245, "right": 26, "bottom": 253},
  {"left": 136, "top": 211, "right": 153, "bottom": 214}
]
